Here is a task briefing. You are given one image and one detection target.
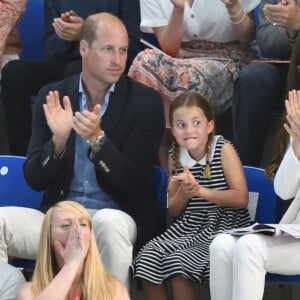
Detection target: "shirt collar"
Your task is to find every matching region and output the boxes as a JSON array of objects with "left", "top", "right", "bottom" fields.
[
  {"left": 179, "top": 135, "right": 220, "bottom": 168},
  {"left": 78, "top": 74, "right": 116, "bottom": 113},
  {"left": 179, "top": 147, "right": 207, "bottom": 168}
]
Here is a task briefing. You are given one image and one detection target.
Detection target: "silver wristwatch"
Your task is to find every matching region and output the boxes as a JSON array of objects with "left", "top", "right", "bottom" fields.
[{"left": 88, "top": 131, "right": 106, "bottom": 148}]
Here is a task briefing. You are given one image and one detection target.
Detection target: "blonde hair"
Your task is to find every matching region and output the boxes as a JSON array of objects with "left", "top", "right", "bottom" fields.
[
  {"left": 31, "top": 201, "right": 117, "bottom": 300},
  {"left": 169, "top": 92, "right": 215, "bottom": 178}
]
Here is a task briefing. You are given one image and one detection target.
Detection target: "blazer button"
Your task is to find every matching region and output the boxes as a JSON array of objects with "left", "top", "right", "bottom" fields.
[{"left": 42, "top": 156, "right": 50, "bottom": 167}]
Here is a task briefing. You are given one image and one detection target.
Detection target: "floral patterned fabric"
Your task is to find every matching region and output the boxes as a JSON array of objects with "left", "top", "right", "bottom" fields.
[
  {"left": 129, "top": 40, "right": 260, "bottom": 126},
  {"left": 0, "top": 0, "right": 27, "bottom": 67}
]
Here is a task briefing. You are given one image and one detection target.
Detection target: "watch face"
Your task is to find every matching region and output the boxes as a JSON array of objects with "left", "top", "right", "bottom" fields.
[
  {"left": 95, "top": 132, "right": 106, "bottom": 146},
  {"left": 96, "top": 136, "right": 105, "bottom": 145},
  {"left": 88, "top": 131, "right": 106, "bottom": 147}
]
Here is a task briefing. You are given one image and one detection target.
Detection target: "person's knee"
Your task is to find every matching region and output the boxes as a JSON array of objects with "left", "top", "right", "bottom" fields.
[
  {"left": 92, "top": 210, "right": 120, "bottom": 235},
  {"left": 235, "top": 234, "right": 264, "bottom": 262},
  {"left": 92, "top": 209, "right": 136, "bottom": 244},
  {"left": 234, "top": 64, "right": 281, "bottom": 114},
  {"left": 210, "top": 233, "right": 236, "bottom": 260},
  {"left": 237, "top": 234, "right": 257, "bottom": 248},
  {"left": 236, "top": 64, "right": 282, "bottom": 91},
  {"left": 0, "top": 208, "right": 13, "bottom": 231}
]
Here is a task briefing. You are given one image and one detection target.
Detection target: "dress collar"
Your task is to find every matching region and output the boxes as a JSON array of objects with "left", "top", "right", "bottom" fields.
[{"left": 179, "top": 135, "right": 220, "bottom": 168}]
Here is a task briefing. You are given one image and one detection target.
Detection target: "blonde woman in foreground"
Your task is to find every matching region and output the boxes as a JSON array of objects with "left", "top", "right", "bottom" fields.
[{"left": 17, "top": 201, "right": 130, "bottom": 300}]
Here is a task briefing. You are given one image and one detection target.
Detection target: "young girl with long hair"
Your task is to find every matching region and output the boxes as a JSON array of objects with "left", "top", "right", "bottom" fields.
[{"left": 131, "top": 92, "right": 250, "bottom": 300}]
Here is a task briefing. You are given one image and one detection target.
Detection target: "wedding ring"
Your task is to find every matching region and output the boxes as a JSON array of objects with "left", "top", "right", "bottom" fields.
[{"left": 273, "top": 22, "right": 277, "bottom": 26}]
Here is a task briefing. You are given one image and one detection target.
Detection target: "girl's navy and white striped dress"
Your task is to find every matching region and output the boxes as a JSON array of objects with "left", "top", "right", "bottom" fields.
[{"left": 131, "top": 135, "right": 251, "bottom": 283}]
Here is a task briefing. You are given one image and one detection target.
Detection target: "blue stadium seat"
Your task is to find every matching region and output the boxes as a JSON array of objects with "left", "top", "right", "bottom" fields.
[
  {"left": 18, "top": 0, "right": 44, "bottom": 59},
  {"left": 152, "top": 165, "right": 168, "bottom": 216},
  {"left": 0, "top": 155, "right": 43, "bottom": 270},
  {"left": 0, "top": 155, "right": 42, "bottom": 208}
]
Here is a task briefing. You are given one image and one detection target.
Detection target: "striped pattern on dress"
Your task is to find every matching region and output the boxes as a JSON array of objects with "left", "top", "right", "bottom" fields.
[{"left": 131, "top": 136, "right": 250, "bottom": 284}]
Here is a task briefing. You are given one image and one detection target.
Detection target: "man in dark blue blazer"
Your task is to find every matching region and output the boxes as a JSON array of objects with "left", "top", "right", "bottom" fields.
[
  {"left": 1, "top": 0, "right": 145, "bottom": 156},
  {"left": 0, "top": 13, "right": 164, "bottom": 291}
]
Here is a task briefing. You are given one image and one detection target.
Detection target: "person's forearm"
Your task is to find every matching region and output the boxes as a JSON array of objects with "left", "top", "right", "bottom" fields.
[
  {"left": 52, "top": 134, "right": 68, "bottom": 157},
  {"left": 35, "top": 262, "right": 79, "bottom": 300},
  {"left": 154, "top": 6, "right": 184, "bottom": 57},
  {"left": 225, "top": 2, "right": 256, "bottom": 44},
  {"left": 274, "top": 144, "right": 300, "bottom": 199},
  {"left": 168, "top": 182, "right": 189, "bottom": 217},
  {"left": 230, "top": 14, "right": 256, "bottom": 44},
  {"left": 199, "top": 187, "right": 249, "bottom": 208}
]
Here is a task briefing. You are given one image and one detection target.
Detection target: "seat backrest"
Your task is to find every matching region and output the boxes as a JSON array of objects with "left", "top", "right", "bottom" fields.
[
  {"left": 18, "top": 0, "right": 45, "bottom": 59},
  {"left": 152, "top": 165, "right": 168, "bottom": 215},
  {"left": 0, "top": 155, "right": 43, "bottom": 209},
  {"left": 243, "top": 166, "right": 283, "bottom": 223}
]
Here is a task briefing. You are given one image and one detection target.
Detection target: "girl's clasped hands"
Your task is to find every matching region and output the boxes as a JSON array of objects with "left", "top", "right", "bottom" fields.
[{"left": 170, "top": 165, "right": 202, "bottom": 198}]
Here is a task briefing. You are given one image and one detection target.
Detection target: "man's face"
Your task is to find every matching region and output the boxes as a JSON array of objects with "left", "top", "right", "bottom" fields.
[{"left": 81, "top": 22, "right": 128, "bottom": 87}]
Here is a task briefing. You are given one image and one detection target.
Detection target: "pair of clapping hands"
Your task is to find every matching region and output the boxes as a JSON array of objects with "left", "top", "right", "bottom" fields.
[
  {"left": 263, "top": 0, "right": 300, "bottom": 30},
  {"left": 44, "top": 91, "right": 102, "bottom": 155},
  {"left": 53, "top": 10, "right": 83, "bottom": 41},
  {"left": 170, "top": 166, "right": 201, "bottom": 199}
]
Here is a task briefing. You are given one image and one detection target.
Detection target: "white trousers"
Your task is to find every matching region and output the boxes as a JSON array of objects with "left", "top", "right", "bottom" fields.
[
  {"left": 0, "top": 262, "right": 26, "bottom": 300},
  {"left": 209, "top": 233, "right": 300, "bottom": 300},
  {"left": 0, "top": 207, "right": 136, "bottom": 291}
]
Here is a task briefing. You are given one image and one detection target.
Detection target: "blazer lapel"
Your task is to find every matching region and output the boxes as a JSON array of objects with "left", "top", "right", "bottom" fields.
[
  {"left": 67, "top": 75, "right": 81, "bottom": 153},
  {"left": 101, "top": 75, "right": 129, "bottom": 135}
]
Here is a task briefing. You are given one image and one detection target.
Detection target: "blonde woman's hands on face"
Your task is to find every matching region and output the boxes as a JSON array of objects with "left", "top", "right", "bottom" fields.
[
  {"left": 284, "top": 90, "right": 300, "bottom": 156},
  {"left": 263, "top": 0, "right": 300, "bottom": 30},
  {"left": 54, "top": 218, "right": 86, "bottom": 267}
]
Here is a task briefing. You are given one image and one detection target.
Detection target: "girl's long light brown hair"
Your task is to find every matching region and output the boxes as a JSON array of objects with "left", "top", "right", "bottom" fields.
[{"left": 169, "top": 92, "right": 215, "bottom": 177}]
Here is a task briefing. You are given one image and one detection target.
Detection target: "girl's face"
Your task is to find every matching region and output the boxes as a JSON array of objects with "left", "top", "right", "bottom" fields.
[
  {"left": 51, "top": 208, "right": 91, "bottom": 262},
  {"left": 171, "top": 106, "right": 214, "bottom": 160}
]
